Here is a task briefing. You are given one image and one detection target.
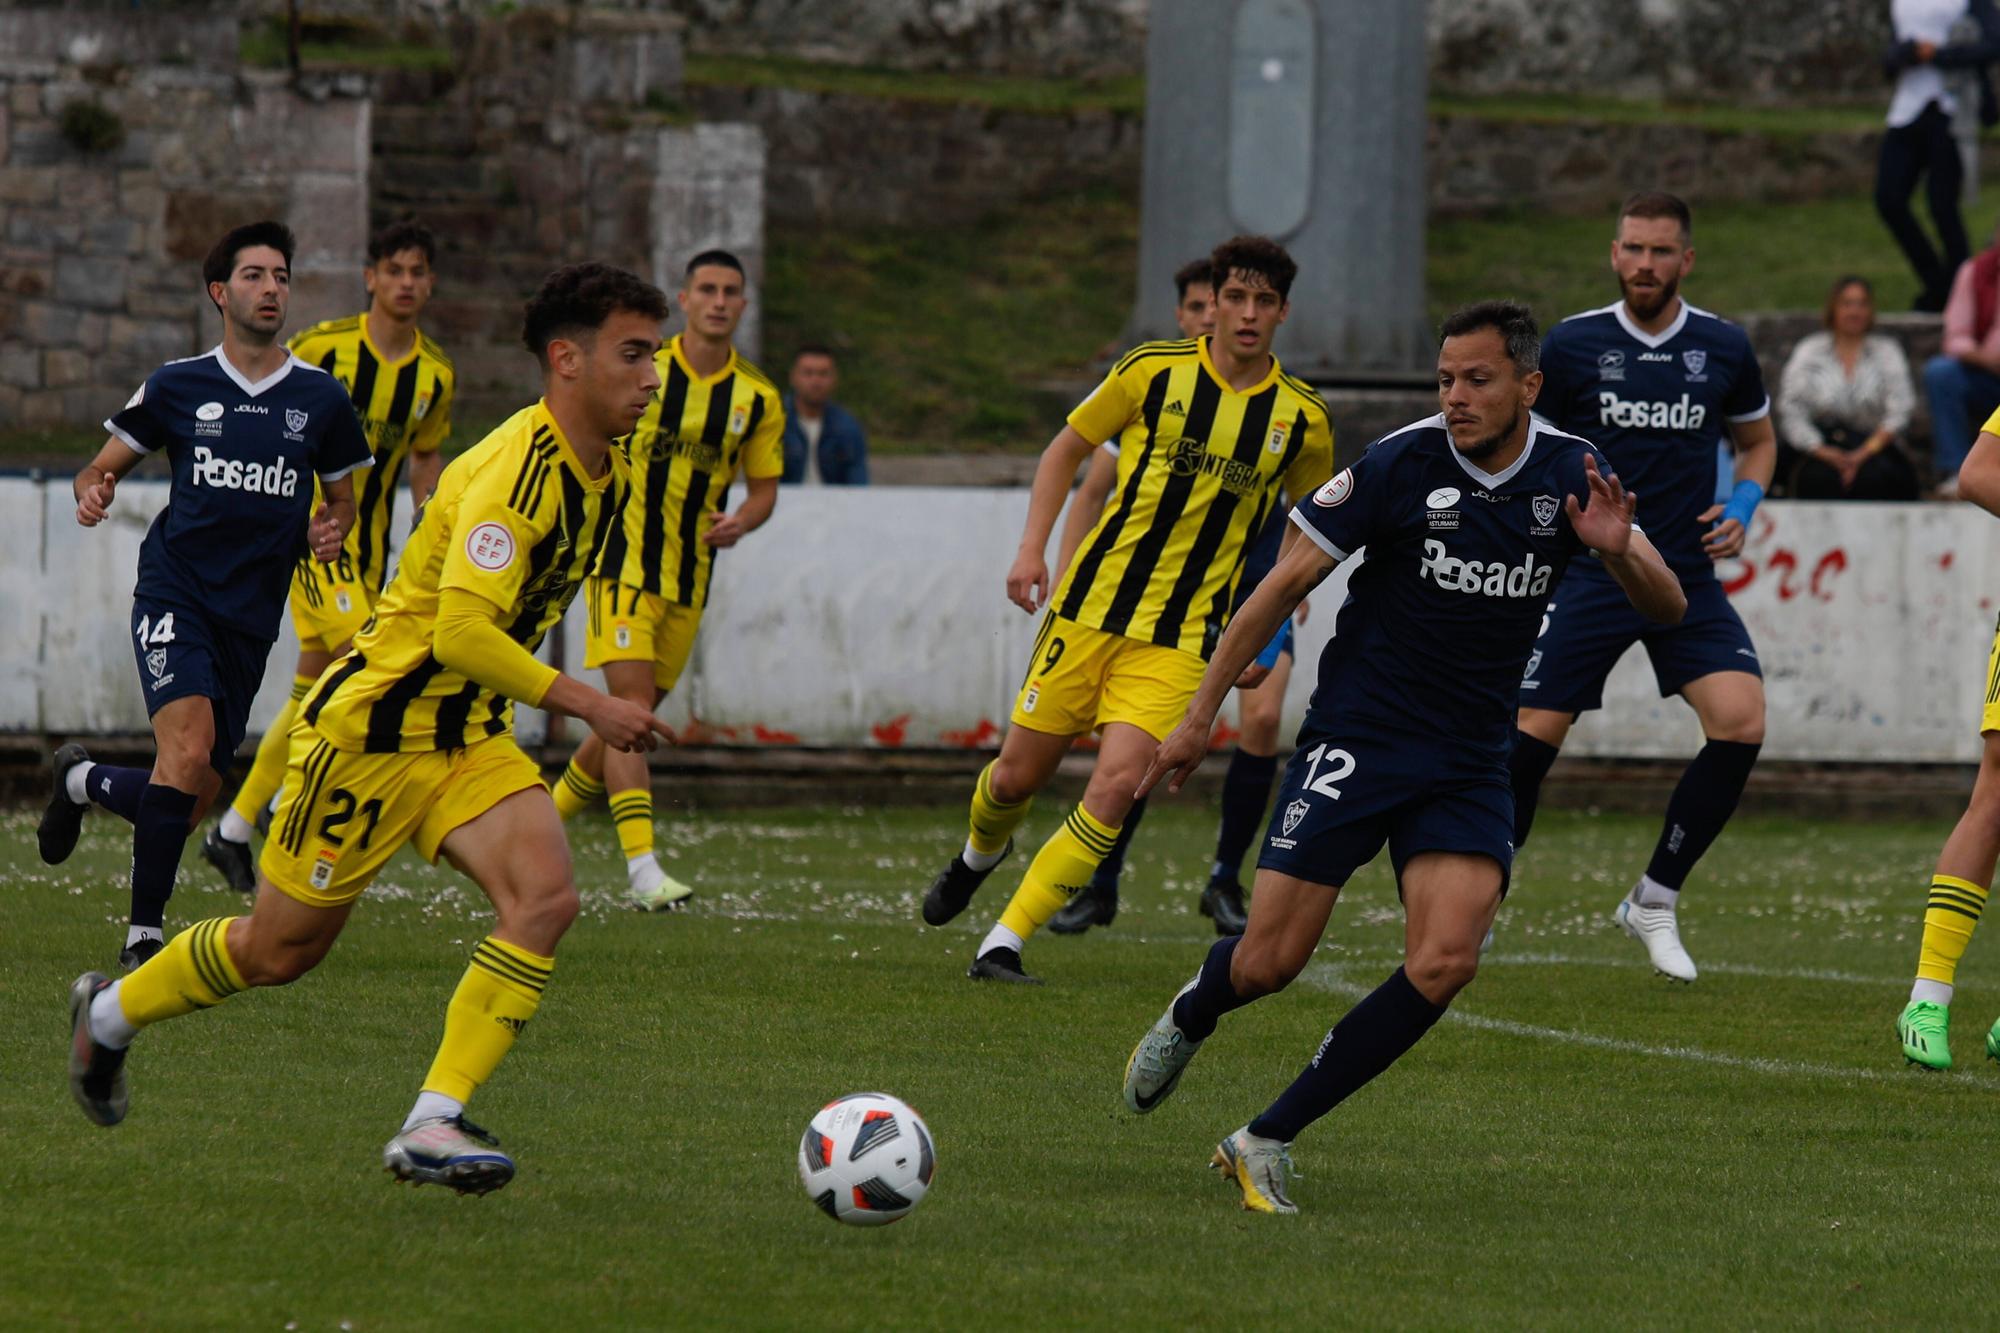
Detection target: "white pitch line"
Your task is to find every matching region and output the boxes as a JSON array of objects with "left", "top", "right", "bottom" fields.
[{"left": 1298, "top": 962, "right": 1963, "bottom": 1085}]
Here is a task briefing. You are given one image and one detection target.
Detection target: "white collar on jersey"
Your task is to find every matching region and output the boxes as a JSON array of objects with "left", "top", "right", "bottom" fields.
[
  {"left": 1440, "top": 411, "right": 1553, "bottom": 489},
  {"left": 208, "top": 344, "right": 305, "bottom": 398},
  {"left": 1601, "top": 298, "right": 1710, "bottom": 350}
]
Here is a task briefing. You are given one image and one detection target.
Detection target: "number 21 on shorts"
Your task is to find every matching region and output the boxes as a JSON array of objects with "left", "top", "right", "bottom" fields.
[{"left": 1300, "top": 742, "right": 1355, "bottom": 799}]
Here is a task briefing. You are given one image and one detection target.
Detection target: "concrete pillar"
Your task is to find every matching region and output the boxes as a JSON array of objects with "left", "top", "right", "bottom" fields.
[
  {"left": 652, "top": 123, "right": 768, "bottom": 363},
  {"left": 1129, "top": 0, "right": 1431, "bottom": 382}
]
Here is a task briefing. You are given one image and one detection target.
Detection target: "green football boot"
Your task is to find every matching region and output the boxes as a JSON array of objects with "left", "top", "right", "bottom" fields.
[
  {"left": 1985, "top": 1014, "right": 2000, "bottom": 1066},
  {"left": 1899, "top": 1000, "right": 1951, "bottom": 1071}
]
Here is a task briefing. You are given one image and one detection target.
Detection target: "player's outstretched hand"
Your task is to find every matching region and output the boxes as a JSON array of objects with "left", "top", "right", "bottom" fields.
[
  {"left": 1567, "top": 452, "right": 1635, "bottom": 558},
  {"left": 75, "top": 469, "right": 116, "bottom": 527},
  {"left": 307, "top": 503, "right": 345, "bottom": 562},
  {"left": 1698, "top": 501, "right": 1745, "bottom": 559},
  {"left": 1135, "top": 715, "right": 1210, "bottom": 798},
  {"left": 591, "top": 696, "right": 677, "bottom": 754},
  {"left": 1005, "top": 551, "right": 1049, "bottom": 614}
]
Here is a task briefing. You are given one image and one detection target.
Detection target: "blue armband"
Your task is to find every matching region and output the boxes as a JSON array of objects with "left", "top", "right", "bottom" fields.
[{"left": 1718, "top": 478, "right": 1763, "bottom": 531}]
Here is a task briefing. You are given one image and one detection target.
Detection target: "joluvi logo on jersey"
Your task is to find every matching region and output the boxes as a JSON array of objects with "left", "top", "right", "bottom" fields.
[
  {"left": 190, "top": 446, "right": 299, "bottom": 496},
  {"left": 1419, "top": 538, "right": 1553, "bottom": 598}
]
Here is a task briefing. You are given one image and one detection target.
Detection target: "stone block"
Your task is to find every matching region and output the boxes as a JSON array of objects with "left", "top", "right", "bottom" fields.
[
  {"left": 19, "top": 388, "right": 66, "bottom": 427},
  {"left": 44, "top": 347, "right": 89, "bottom": 388},
  {"left": 8, "top": 122, "right": 66, "bottom": 167},
  {"left": 11, "top": 85, "right": 39, "bottom": 117},
  {"left": 0, "top": 165, "right": 55, "bottom": 204},
  {"left": 18, "top": 298, "right": 80, "bottom": 346},
  {"left": 234, "top": 83, "right": 369, "bottom": 177},
  {"left": 0, "top": 256, "right": 50, "bottom": 298},
  {"left": 126, "top": 287, "right": 194, "bottom": 320},
  {"left": 285, "top": 172, "right": 367, "bottom": 269},
  {"left": 63, "top": 386, "right": 107, "bottom": 425},
  {"left": 55, "top": 255, "right": 127, "bottom": 310},
  {"left": 107, "top": 314, "right": 195, "bottom": 366},
  {"left": 83, "top": 214, "right": 143, "bottom": 256},
  {"left": 76, "top": 311, "right": 107, "bottom": 353},
  {"left": 0, "top": 384, "right": 22, "bottom": 426},
  {"left": 0, "top": 102, "right": 9, "bottom": 168},
  {"left": 0, "top": 343, "right": 39, "bottom": 388},
  {"left": 163, "top": 189, "right": 287, "bottom": 260}
]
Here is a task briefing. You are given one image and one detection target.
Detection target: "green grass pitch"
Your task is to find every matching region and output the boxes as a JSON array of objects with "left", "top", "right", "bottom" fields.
[{"left": 2, "top": 796, "right": 1994, "bottom": 1328}]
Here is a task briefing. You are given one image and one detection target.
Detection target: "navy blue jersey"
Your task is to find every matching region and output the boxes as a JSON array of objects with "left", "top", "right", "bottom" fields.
[
  {"left": 1290, "top": 415, "right": 1610, "bottom": 761},
  {"left": 1535, "top": 301, "right": 1768, "bottom": 582},
  {"left": 1230, "top": 497, "right": 1289, "bottom": 612},
  {"left": 106, "top": 348, "right": 370, "bottom": 639}
]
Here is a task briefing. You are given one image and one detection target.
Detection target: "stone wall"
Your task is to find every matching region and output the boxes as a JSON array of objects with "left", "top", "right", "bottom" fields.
[{"left": 0, "top": 16, "right": 368, "bottom": 429}]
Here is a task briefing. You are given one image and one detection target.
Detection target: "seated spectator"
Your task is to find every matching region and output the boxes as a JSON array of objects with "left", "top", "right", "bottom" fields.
[
  {"left": 1924, "top": 230, "right": 2000, "bottom": 497},
  {"left": 1778, "top": 275, "right": 1920, "bottom": 500},
  {"left": 781, "top": 344, "right": 869, "bottom": 485}
]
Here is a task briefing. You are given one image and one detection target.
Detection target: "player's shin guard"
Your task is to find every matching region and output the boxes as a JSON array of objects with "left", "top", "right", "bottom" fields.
[
  {"left": 1247, "top": 966, "right": 1446, "bottom": 1143},
  {"left": 996, "top": 805, "right": 1119, "bottom": 941},
  {"left": 551, "top": 758, "right": 604, "bottom": 821},
  {"left": 1213, "top": 751, "right": 1278, "bottom": 881},
  {"left": 421, "top": 937, "right": 553, "bottom": 1104},
  {"left": 129, "top": 784, "right": 197, "bottom": 929},
  {"left": 1172, "top": 936, "right": 1252, "bottom": 1041},
  {"left": 1644, "top": 739, "right": 1761, "bottom": 890},
  {"left": 968, "top": 760, "right": 1033, "bottom": 858},
  {"left": 1507, "top": 731, "right": 1561, "bottom": 848},
  {"left": 609, "top": 789, "right": 653, "bottom": 861},
  {"left": 1918, "top": 875, "right": 1989, "bottom": 989},
  {"left": 116, "top": 916, "right": 247, "bottom": 1026},
  {"left": 229, "top": 677, "right": 309, "bottom": 828}
]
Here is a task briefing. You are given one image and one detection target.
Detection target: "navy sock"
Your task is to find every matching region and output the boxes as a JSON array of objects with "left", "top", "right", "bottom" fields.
[
  {"left": 1247, "top": 966, "right": 1446, "bottom": 1142},
  {"left": 89, "top": 764, "right": 150, "bottom": 824},
  {"left": 1644, "top": 739, "right": 1761, "bottom": 890},
  {"left": 1171, "top": 936, "right": 1251, "bottom": 1041},
  {"left": 1091, "top": 796, "right": 1146, "bottom": 889},
  {"left": 1507, "top": 730, "right": 1561, "bottom": 848},
  {"left": 1212, "top": 750, "right": 1278, "bottom": 883},
  {"left": 129, "top": 783, "right": 197, "bottom": 930}
]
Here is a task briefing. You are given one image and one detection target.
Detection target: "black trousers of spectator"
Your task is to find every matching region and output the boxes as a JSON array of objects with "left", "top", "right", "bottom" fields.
[
  {"left": 1788, "top": 424, "right": 1921, "bottom": 501},
  {"left": 1876, "top": 101, "right": 1969, "bottom": 313}
]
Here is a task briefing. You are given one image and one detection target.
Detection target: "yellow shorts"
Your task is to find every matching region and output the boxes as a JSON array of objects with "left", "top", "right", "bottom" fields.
[
  {"left": 289, "top": 557, "right": 375, "bottom": 656},
  {"left": 582, "top": 577, "right": 704, "bottom": 691},
  {"left": 1983, "top": 616, "right": 2000, "bottom": 734},
  {"left": 260, "top": 722, "right": 546, "bottom": 907},
  {"left": 1008, "top": 612, "right": 1208, "bottom": 741}
]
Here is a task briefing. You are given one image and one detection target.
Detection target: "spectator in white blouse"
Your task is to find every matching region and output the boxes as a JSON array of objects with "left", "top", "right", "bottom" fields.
[{"left": 1777, "top": 276, "right": 1921, "bottom": 500}]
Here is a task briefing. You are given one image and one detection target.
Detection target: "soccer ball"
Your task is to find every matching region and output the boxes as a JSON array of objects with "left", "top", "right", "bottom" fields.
[{"left": 797, "top": 1092, "right": 935, "bottom": 1227}]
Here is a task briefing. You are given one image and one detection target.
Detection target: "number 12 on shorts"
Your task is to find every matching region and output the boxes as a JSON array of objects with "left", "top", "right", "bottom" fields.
[{"left": 1300, "top": 743, "right": 1356, "bottom": 800}]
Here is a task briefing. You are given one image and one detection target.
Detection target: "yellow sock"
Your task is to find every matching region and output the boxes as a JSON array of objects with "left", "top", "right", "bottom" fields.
[
  {"left": 117, "top": 917, "right": 247, "bottom": 1028},
  {"left": 1918, "top": 874, "right": 1990, "bottom": 987},
  {"left": 421, "top": 936, "right": 553, "bottom": 1104},
  {"left": 967, "top": 760, "right": 1033, "bottom": 857},
  {"left": 997, "top": 805, "right": 1119, "bottom": 941},
  {"left": 551, "top": 758, "right": 605, "bottom": 821},
  {"left": 609, "top": 788, "right": 653, "bottom": 861},
  {"left": 229, "top": 679, "right": 310, "bottom": 825}
]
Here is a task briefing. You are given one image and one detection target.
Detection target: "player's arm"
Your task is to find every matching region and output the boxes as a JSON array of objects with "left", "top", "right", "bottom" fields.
[
  {"left": 407, "top": 448, "right": 445, "bottom": 512},
  {"left": 72, "top": 437, "right": 146, "bottom": 527},
  {"left": 1138, "top": 528, "right": 1338, "bottom": 797},
  {"left": 1957, "top": 426, "right": 2000, "bottom": 515},
  {"left": 703, "top": 473, "right": 777, "bottom": 548},
  {"left": 309, "top": 472, "right": 357, "bottom": 563},
  {"left": 1008, "top": 424, "right": 1101, "bottom": 612},
  {"left": 431, "top": 587, "right": 670, "bottom": 754},
  {"left": 1572, "top": 453, "right": 1685, "bottom": 625},
  {"left": 1700, "top": 414, "right": 1775, "bottom": 560},
  {"left": 1055, "top": 446, "right": 1117, "bottom": 583}
]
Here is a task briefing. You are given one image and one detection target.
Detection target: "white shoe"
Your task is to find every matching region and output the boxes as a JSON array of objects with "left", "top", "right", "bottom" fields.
[
  {"left": 1616, "top": 899, "right": 1696, "bottom": 981},
  {"left": 628, "top": 861, "right": 694, "bottom": 912},
  {"left": 1211, "top": 1127, "right": 1298, "bottom": 1215},
  {"left": 1123, "top": 996, "right": 1203, "bottom": 1114}
]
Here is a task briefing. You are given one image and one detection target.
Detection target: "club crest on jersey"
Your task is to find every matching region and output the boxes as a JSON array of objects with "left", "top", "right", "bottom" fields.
[
  {"left": 729, "top": 404, "right": 749, "bottom": 437},
  {"left": 1681, "top": 349, "right": 1707, "bottom": 381},
  {"left": 1282, "top": 798, "right": 1309, "bottom": 836},
  {"left": 145, "top": 648, "right": 168, "bottom": 680},
  {"left": 1531, "top": 494, "right": 1559, "bottom": 532},
  {"left": 1267, "top": 420, "right": 1291, "bottom": 455},
  {"left": 1314, "top": 468, "right": 1353, "bottom": 507},
  {"left": 1597, "top": 349, "right": 1625, "bottom": 382},
  {"left": 285, "top": 408, "right": 309, "bottom": 439},
  {"left": 414, "top": 391, "right": 433, "bottom": 421}
]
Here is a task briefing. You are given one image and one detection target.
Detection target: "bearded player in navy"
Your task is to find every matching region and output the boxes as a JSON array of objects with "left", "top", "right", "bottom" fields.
[
  {"left": 39, "top": 221, "right": 369, "bottom": 969},
  {"left": 1119, "top": 302, "right": 1683, "bottom": 1215},
  {"left": 1510, "top": 192, "right": 1778, "bottom": 983}
]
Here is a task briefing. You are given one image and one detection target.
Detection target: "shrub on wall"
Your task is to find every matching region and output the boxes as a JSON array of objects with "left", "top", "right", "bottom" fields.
[{"left": 58, "top": 100, "right": 125, "bottom": 155}]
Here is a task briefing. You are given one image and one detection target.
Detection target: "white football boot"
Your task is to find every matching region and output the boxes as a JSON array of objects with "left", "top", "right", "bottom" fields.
[{"left": 1615, "top": 898, "right": 1697, "bottom": 982}]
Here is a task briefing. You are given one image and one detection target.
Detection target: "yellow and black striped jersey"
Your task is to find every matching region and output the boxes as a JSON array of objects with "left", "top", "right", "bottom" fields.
[
  {"left": 288, "top": 313, "right": 456, "bottom": 592},
  {"left": 303, "top": 401, "right": 628, "bottom": 753},
  {"left": 594, "top": 334, "right": 784, "bottom": 608},
  {"left": 1055, "top": 337, "right": 1335, "bottom": 658}
]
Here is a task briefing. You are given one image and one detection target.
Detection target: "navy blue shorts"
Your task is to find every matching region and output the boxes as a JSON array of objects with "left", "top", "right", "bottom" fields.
[
  {"left": 1256, "top": 727, "right": 1515, "bottom": 896},
  {"left": 129, "top": 599, "right": 272, "bottom": 776},
  {"left": 1519, "top": 571, "right": 1760, "bottom": 715}
]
